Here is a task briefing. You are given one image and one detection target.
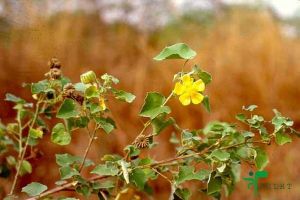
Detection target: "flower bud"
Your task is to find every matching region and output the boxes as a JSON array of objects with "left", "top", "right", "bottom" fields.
[{"left": 80, "top": 71, "right": 97, "bottom": 84}]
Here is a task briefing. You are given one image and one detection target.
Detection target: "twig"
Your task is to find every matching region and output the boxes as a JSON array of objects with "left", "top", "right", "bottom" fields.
[
  {"left": 79, "top": 125, "right": 99, "bottom": 172},
  {"left": 26, "top": 175, "right": 109, "bottom": 200},
  {"left": 9, "top": 100, "right": 42, "bottom": 195},
  {"left": 138, "top": 139, "right": 269, "bottom": 169},
  {"left": 152, "top": 168, "right": 172, "bottom": 184}
]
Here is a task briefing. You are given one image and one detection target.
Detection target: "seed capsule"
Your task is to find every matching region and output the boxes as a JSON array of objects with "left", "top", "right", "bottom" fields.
[
  {"left": 80, "top": 70, "right": 97, "bottom": 84},
  {"left": 62, "top": 83, "right": 84, "bottom": 105},
  {"left": 133, "top": 134, "right": 150, "bottom": 149},
  {"left": 48, "top": 58, "right": 61, "bottom": 69}
]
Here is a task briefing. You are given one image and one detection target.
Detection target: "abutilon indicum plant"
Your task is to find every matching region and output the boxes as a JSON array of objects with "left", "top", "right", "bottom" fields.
[{"left": 0, "top": 43, "right": 299, "bottom": 200}]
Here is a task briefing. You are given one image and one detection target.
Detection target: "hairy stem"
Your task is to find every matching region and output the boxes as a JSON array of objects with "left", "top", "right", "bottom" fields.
[
  {"left": 26, "top": 175, "right": 109, "bottom": 200},
  {"left": 17, "top": 109, "right": 22, "bottom": 158},
  {"left": 9, "top": 100, "right": 42, "bottom": 195},
  {"left": 138, "top": 91, "right": 173, "bottom": 138},
  {"left": 79, "top": 125, "right": 99, "bottom": 172},
  {"left": 138, "top": 139, "right": 269, "bottom": 169},
  {"left": 124, "top": 92, "right": 173, "bottom": 161}
]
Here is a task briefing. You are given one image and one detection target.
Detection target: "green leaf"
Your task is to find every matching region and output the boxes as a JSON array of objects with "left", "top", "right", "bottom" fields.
[
  {"left": 120, "top": 160, "right": 130, "bottom": 184},
  {"left": 91, "top": 164, "right": 119, "bottom": 176},
  {"left": 31, "top": 80, "right": 49, "bottom": 94},
  {"left": 22, "top": 182, "right": 47, "bottom": 197},
  {"left": 6, "top": 156, "right": 16, "bottom": 166},
  {"left": 59, "top": 166, "right": 80, "bottom": 180},
  {"left": 153, "top": 43, "right": 196, "bottom": 61},
  {"left": 202, "top": 96, "right": 211, "bottom": 112},
  {"left": 170, "top": 132, "right": 180, "bottom": 144},
  {"left": 94, "top": 117, "right": 116, "bottom": 134},
  {"left": 20, "top": 160, "right": 32, "bottom": 176},
  {"left": 174, "top": 188, "right": 191, "bottom": 200},
  {"left": 236, "top": 147, "right": 256, "bottom": 160},
  {"left": 255, "top": 148, "right": 269, "bottom": 170},
  {"left": 210, "top": 150, "right": 230, "bottom": 161},
  {"left": 101, "top": 154, "right": 122, "bottom": 162},
  {"left": 235, "top": 113, "right": 246, "bottom": 122},
  {"left": 76, "top": 184, "right": 91, "bottom": 197},
  {"left": 92, "top": 180, "right": 115, "bottom": 189},
  {"left": 88, "top": 103, "right": 101, "bottom": 114},
  {"left": 198, "top": 70, "right": 212, "bottom": 85},
  {"left": 275, "top": 131, "right": 292, "bottom": 145},
  {"left": 207, "top": 176, "right": 222, "bottom": 195},
  {"left": 192, "top": 65, "right": 212, "bottom": 85},
  {"left": 51, "top": 123, "right": 71, "bottom": 145},
  {"left": 101, "top": 73, "right": 119, "bottom": 84},
  {"left": 5, "top": 93, "right": 26, "bottom": 104},
  {"left": 151, "top": 114, "right": 174, "bottom": 135},
  {"left": 112, "top": 89, "right": 136, "bottom": 103},
  {"left": 124, "top": 145, "right": 140, "bottom": 158},
  {"left": 242, "top": 105, "right": 258, "bottom": 112},
  {"left": 139, "top": 92, "right": 171, "bottom": 119},
  {"left": 129, "top": 168, "right": 147, "bottom": 190},
  {"left": 56, "top": 153, "right": 94, "bottom": 168},
  {"left": 85, "top": 85, "right": 99, "bottom": 99},
  {"left": 74, "top": 83, "right": 86, "bottom": 93},
  {"left": 67, "top": 117, "right": 89, "bottom": 130},
  {"left": 56, "top": 154, "right": 79, "bottom": 167},
  {"left": 176, "top": 166, "right": 210, "bottom": 184},
  {"left": 29, "top": 128, "right": 43, "bottom": 139},
  {"left": 272, "top": 109, "right": 294, "bottom": 132},
  {"left": 57, "top": 99, "right": 80, "bottom": 119}
]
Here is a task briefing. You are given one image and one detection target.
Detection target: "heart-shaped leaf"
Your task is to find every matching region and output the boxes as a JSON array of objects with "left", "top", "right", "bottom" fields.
[{"left": 153, "top": 43, "right": 196, "bottom": 61}]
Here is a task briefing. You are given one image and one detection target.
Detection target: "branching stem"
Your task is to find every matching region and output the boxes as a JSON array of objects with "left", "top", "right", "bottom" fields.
[{"left": 9, "top": 99, "right": 42, "bottom": 195}]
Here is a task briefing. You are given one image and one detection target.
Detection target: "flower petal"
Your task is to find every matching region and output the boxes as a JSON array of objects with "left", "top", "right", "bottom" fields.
[
  {"left": 179, "top": 93, "right": 191, "bottom": 106},
  {"left": 191, "top": 92, "right": 204, "bottom": 104},
  {"left": 182, "top": 75, "right": 193, "bottom": 85},
  {"left": 173, "top": 82, "right": 185, "bottom": 95},
  {"left": 193, "top": 79, "right": 205, "bottom": 92}
]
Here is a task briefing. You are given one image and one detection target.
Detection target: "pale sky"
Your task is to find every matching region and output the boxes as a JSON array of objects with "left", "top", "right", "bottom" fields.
[{"left": 175, "top": 0, "right": 300, "bottom": 18}]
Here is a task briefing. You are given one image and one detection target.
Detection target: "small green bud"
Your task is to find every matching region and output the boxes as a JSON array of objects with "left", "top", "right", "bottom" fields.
[{"left": 80, "top": 71, "right": 97, "bottom": 84}]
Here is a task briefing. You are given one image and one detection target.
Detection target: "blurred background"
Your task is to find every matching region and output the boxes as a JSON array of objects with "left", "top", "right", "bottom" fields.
[{"left": 1, "top": 0, "right": 300, "bottom": 199}]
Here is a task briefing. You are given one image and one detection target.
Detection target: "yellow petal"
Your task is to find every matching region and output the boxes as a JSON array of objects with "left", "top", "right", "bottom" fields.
[
  {"left": 173, "top": 82, "right": 185, "bottom": 95},
  {"left": 99, "top": 97, "right": 106, "bottom": 110},
  {"left": 179, "top": 93, "right": 191, "bottom": 106},
  {"left": 193, "top": 79, "right": 205, "bottom": 92},
  {"left": 182, "top": 75, "right": 193, "bottom": 85},
  {"left": 191, "top": 92, "right": 204, "bottom": 104}
]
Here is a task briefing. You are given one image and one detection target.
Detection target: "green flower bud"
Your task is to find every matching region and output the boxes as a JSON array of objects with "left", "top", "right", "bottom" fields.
[{"left": 80, "top": 71, "right": 97, "bottom": 84}]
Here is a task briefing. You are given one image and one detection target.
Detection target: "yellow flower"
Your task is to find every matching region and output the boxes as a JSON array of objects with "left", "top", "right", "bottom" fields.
[
  {"left": 99, "top": 96, "right": 107, "bottom": 110},
  {"left": 173, "top": 74, "right": 205, "bottom": 106}
]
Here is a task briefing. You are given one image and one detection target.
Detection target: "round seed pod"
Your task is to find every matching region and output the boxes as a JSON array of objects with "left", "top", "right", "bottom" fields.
[
  {"left": 62, "top": 83, "right": 84, "bottom": 105},
  {"left": 133, "top": 135, "right": 150, "bottom": 149},
  {"left": 46, "top": 90, "right": 55, "bottom": 100},
  {"left": 48, "top": 58, "right": 61, "bottom": 69},
  {"left": 49, "top": 68, "right": 61, "bottom": 80},
  {"left": 80, "top": 70, "right": 97, "bottom": 84}
]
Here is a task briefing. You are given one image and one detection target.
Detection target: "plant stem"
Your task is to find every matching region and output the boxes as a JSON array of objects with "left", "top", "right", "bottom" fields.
[
  {"left": 124, "top": 92, "right": 173, "bottom": 160},
  {"left": 9, "top": 100, "right": 41, "bottom": 195},
  {"left": 137, "top": 139, "right": 269, "bottom": 169},
  {"left": 17, "top": 109, "right": 22, "bottom": 158},
  {"left": 25, "top": 175, "right": 109, "bottom": 200},
  {"left": 79, "top": 125, "right": 98, "bottom": 172},
  {"left": 137, "top": 92, "right": 173, "bottom": 138}
]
